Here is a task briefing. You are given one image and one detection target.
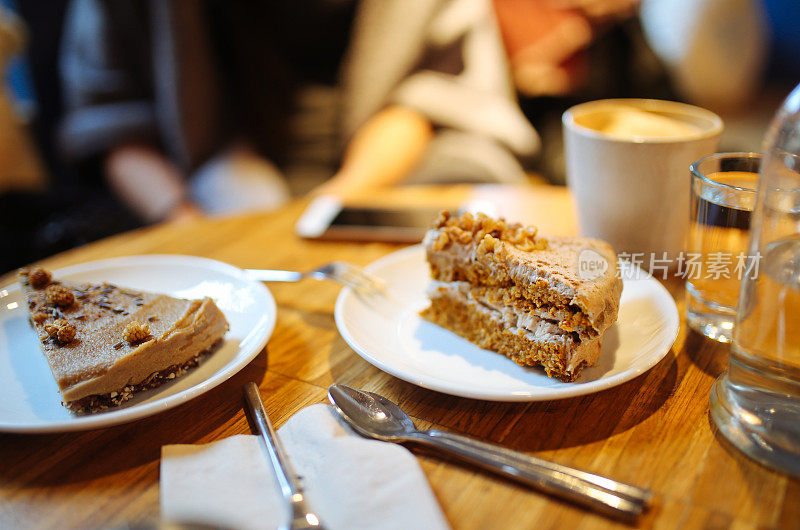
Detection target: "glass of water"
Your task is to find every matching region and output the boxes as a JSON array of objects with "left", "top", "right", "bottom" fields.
[
  {"left": 710, "top": 84, "right": 800, "bottom": 476},
  {"left": 687, "top": 153, "right": 760, "bottom": 342}
]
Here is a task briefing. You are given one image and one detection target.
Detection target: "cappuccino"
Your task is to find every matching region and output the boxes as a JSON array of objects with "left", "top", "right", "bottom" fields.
[
  {"left": 563, "top": 99, "right": 723, "bottom": 257},
  {"left": 574, "top": 105, "right": 701, "bottom": 140}
]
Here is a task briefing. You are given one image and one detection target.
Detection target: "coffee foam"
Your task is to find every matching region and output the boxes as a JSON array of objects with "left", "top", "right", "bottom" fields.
[{"left": 576, "top": 106, "right": 700, "bottom": 139}]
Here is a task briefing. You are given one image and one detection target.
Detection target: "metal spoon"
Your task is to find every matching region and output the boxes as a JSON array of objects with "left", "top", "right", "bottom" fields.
[{"left": 327, "top": 384, "right": 653, "bottom": 521}]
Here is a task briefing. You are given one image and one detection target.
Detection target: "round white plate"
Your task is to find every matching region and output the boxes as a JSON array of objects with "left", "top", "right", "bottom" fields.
[
  {"left": 0, "top": 255, "right": 276, "bottom": 432},
  {"left": 335, "top": 245, "right": 679, "bottom": 401}
]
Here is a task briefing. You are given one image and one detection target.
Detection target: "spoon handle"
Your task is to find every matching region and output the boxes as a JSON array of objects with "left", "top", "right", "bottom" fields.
[
  {"left": 414, "top": 430, "right": 651, "bottom": 521},
  {"left": 429, "top": 430, "right": 650, "bottom": 504}
]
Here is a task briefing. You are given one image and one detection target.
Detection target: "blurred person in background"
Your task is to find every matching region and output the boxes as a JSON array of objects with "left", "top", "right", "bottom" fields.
[
  {"left": 3, "top": 0, "right": 354, "bottom": 271},
  {"left": 57, "top": 0, "right": 346, "bottom": 222},
  {"left": 318, "top": 0, "right": 642, "bottom": 197},
  {"left": 3, "top": 0, "right": 360, "bottom": 273},
  {"left": 57, "top": 0, "right": 643, "bottom": 216},
  {"left": 326, "top": 0, "right": 797, "bottom": 193},
  {"left": 0, "top": 2, "right": 135, "bottom": 275}
]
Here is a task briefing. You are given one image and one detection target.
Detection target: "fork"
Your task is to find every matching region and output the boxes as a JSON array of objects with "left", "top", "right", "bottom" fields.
[{"left": 245, "top": 262, "right": 385, "bottom": 295}]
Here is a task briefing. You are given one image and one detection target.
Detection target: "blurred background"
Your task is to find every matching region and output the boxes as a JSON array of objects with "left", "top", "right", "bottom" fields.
[{"left": 1, "top": 0, "right": 798, "bottom": 272}]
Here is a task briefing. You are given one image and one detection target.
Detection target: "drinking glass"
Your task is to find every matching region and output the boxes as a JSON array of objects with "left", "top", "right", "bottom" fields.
[
  {"left": 710, "top": 150, "right": 800, "bottom": 475},
  {"left": 686, "top": 153, "right": 759, "bottom": 343}
]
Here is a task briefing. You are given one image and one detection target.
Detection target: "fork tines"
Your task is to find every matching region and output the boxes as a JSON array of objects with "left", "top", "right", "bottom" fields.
[{"left": 331, "top": 262, "right": 386, "bottom": 295}]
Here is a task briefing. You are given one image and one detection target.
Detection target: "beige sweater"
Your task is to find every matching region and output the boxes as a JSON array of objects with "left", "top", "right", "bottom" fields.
[{"left": 340, "top": 0, "right": 540, "bottom": 185}]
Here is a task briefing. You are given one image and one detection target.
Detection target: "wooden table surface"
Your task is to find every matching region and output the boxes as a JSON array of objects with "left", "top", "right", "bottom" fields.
[{"left": 1, "top": 185, "right": 797, "bottom": 529}]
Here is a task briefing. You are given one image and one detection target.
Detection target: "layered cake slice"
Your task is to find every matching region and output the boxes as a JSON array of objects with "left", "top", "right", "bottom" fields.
[
  {"left": 420, "top": 211, "right": 622, "bottom": 381},
  {"left": 18, "top": 266, "right": 229, "bottom": 414}
]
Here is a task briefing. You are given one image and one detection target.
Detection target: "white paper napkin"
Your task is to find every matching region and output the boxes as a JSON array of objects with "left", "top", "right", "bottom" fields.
[{"left": 161, "top": 403, "right": 450, "bottom": 530}]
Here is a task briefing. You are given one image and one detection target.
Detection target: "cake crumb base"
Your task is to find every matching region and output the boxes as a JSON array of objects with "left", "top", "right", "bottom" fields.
[{"left": 421, "top": 296, "right": 588, "bottom": 382}]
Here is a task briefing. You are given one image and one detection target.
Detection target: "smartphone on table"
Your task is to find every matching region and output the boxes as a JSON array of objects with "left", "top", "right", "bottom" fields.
[{"left": 296, "top": 196, "right": 450, "bottom": 243}]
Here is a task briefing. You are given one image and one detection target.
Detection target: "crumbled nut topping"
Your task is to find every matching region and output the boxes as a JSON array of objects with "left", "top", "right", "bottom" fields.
[
  {"left": 433, "top": 210, "right": 451, "bottom": 229},
  {"left": 32, "top": 312, "right": 49, "bottom": 324},
  {"left": 458, "top": 211, "right": 477, "bottom": 231},
  {"left": 44, "top": 319, "right": 76, "bottom": 344},
  {"left": 17, "top": 267, "right": 31, "bottom": 283},
  {"left": 430, "top": 210, "right": 547, "bottom": 253},
  {"left": 432, "top": 231, "right": 450, "bottom": 252},
  {"left": 476, "top": 234, "right": 500, "bottom": 256},
  {"left": 123, "top": 321, "right": 150, "bottom": 343},
  {"left": 46, "top": 285, "right": 75, "bottom": 307},
  {"left": 27, "top": 267, "right": 52, "bottom": 289}
]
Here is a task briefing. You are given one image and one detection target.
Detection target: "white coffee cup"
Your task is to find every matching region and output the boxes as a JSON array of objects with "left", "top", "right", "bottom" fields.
[{"left": 563, "top": 99, "right": 723, "bottom": 261}]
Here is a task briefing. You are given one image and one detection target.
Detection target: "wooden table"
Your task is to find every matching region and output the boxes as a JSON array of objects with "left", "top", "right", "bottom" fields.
[{"left": 1, "top": 185, "right": 797, "bottom": 529}]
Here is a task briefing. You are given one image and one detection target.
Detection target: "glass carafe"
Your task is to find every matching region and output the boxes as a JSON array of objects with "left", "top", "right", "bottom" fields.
[{"left": 710, "top": 83, "right": 800, "bottom": 475}]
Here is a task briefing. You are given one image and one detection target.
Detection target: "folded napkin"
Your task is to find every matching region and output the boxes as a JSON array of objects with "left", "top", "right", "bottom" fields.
[{"left": 161, "top": 404, "right": 450, "bottom": 530}]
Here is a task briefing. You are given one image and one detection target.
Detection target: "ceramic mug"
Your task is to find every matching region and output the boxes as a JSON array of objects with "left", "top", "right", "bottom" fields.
[{"left": 563, "top": 98, "right": 723, "bottom": 261}]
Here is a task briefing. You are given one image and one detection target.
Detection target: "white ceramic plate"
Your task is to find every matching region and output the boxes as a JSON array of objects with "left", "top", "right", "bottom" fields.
[
  {"left": 0, "top": 255, "right": 276, "bottom": 432},
  {"left": 335, "top": 246, "right": 679, "bottom": 401}
]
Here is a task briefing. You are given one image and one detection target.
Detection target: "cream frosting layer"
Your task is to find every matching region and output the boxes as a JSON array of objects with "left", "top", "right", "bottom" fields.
[
  {"left": 428, "top": 280, "right": 594, "bottom": 337},
  {"left": 427, "top": 283, "right": 601, "bottom": 373},
  {"left": 60, "top": 297, "right": 228, "bottom": 401}
]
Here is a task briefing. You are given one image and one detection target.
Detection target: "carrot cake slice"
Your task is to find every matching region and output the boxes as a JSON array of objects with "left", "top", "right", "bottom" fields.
[
  {"left": 420, "top": 211, "right": 622, "bottom": 382},
  {"left": 18, "top": 266, "right": 229, "bottom": 414}
]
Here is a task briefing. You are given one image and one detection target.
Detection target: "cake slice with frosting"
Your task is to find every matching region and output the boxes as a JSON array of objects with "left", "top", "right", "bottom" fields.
[
  {"left": 420, "top": 211, "right": 622, "bottom": 381},
  {"left": 18, "top": 266, "right": 229, "bottom": 414}
]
